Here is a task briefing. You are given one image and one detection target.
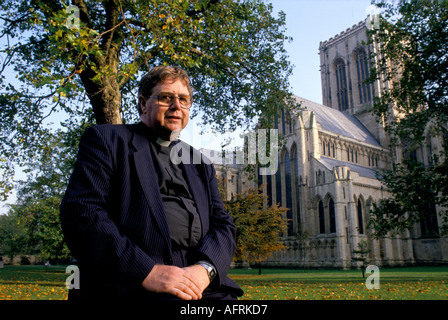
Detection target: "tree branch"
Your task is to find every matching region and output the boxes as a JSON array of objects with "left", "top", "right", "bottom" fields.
[
  {"left": 72, "top": 0, "right": 93, "bottom": 28},
  {"left": 118, "top": 46, "right": 162, "bottom": 87}
]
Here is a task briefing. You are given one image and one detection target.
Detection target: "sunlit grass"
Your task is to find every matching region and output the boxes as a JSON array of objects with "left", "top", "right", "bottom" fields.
[
  {"left": 0, "top": 265, "right": 68, "bottom": 300},
  {"left": 1, "top": 265, "right": 447, "bottom": 300},
  {"left": 229, "top": 266, "right": 448, "bottom": 300},
  {"left": 233, "top": 279, "right": 448, "bottom": 300}
]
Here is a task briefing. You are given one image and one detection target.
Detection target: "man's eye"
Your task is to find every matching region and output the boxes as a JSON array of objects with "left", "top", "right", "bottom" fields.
[{"left": 160, "top": 94, "right": 173, "bottom": 101}]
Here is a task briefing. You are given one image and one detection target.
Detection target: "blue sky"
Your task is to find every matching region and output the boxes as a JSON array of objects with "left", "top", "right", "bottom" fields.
[
  {"left": 0, "top": 0, "right": 375, "bottom": 214},
  {"left": 270, "top": 0, "right": 374, "bottom": 103}
]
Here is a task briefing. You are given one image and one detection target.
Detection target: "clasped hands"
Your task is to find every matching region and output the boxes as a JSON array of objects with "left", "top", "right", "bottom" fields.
[{"left": 142, "top": 264, "right": 210, "bottom": 300}]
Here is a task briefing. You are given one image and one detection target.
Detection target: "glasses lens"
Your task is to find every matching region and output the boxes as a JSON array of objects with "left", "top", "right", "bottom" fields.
[
  {"left": 158, "top": 94, "right": 173, "bottom": 105},
  {"left": 158, "top": 93, "right": 192, "bottom": 108}
]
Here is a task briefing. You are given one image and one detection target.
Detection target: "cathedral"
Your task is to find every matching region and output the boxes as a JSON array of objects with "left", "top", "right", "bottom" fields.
[{"left": 212, "top": 18, "right": 447, "bottom": 269}]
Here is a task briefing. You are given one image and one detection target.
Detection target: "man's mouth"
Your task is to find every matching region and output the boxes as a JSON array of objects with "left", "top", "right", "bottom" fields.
[{"left": 166, "top": 115, "right": 182, "bottom": 120}]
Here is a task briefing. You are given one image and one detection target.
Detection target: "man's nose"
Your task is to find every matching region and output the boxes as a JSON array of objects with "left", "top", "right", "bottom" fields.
[{"left": 169, "top": 97, "right": 182, "bottom": 110}]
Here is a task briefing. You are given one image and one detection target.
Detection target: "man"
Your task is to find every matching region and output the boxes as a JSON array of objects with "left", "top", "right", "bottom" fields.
[{"left": 60, "top": 66, "right": 243, "bottom": 300}]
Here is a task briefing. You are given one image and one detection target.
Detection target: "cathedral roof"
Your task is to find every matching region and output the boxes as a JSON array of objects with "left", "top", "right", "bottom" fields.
[
  {"left": 295, "top": 96, "right": 381, "bottom": 147},
  {"left": 319, "top": 156, "right": 379, "bottom": 179}
]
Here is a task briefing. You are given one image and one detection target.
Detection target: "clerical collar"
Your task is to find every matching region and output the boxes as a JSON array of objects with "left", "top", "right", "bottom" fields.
[
  {"left": 156, "top": 137, "right": 173, "bottom": 147},
  {"left": 138, "top": 122, "right": 181, "bottom": 146}
]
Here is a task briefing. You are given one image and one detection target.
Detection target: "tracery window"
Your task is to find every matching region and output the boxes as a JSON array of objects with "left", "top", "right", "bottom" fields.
[
  {"left": 284, "top": 151, "right": 293, "bottom": 236},
  {"left": 357, "top": 199, "right": 364, "bottom": 234},
  {"left": 319, "top": 200, "right": 325, "bottom": 234},
  {"left": 294, "top": 148, "right": 301, "bottom": 226},
  {"left": 355, "top": 48, "right": 372, "bottom": 104},
  {"left": 335, "top": 59, "right": 349, "bottom": 111},
  {"left": 329, "top": 198, "right": 336, "bottom": 233}
]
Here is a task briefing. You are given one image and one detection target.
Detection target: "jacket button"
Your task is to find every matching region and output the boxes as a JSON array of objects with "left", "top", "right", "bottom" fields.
[{"left": 164, "top": 257, "right": 173, "bottom": 265}]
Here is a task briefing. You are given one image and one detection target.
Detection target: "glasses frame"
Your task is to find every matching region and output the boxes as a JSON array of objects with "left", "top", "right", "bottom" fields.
[{"left": 148, "top": 92, "right": 193, "bottom": 109}]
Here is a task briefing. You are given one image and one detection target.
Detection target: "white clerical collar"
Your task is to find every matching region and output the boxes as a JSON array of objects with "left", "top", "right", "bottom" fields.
[{"left": 155, "top": 137, "right": 173, "bottom": 147}]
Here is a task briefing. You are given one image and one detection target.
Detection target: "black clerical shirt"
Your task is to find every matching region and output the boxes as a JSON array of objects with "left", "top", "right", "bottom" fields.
[{"left": 148, "top": 137, "right": 202, "bottom": 248}]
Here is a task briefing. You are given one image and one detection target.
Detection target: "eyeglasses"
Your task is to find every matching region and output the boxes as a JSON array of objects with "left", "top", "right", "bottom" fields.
[{"left": 148, "top": 92, "right": 193, "bottom": 109}]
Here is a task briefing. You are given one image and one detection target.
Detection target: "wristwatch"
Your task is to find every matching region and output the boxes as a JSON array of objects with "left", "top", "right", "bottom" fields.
[{"left": 195, "top": 260, "right": 216, "bottom": 282}]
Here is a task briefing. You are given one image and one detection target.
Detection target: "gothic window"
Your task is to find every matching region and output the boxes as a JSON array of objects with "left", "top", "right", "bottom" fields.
[
  {"left": 257, "top": 169, "right": 263, "bottom": 188},
  {"left": 281, "top": 109, "right": 286, "bottom": 134},
  {"left": 329, "top": 198, "right": 336, "bottom": 233},
  {"left": 289, "top": 119, "right": 293, "bottom": 134},
  {"left": 284, "top": 151, "right": 293, "bottom": 236},
  {"left": 428, "top": 141, "right": 433, "bottom": 164},
  {"left": 355, "top": 48, "right": 372, "bottom": 104},
  {"left": 266, "top": 174, "right": 272, "bottom": 207},
  {"left": 319, "top": 200, "right": 325, "bottom": 234},
  {"left": 294, "top": 148, "right": 301, "bottom": 225},
  {"left": 275, "top": 156, "right": 282, "bottom": 205},
  {"left": 420, "top": 197, "right": 439, "bottom": 237},
  {"left": 335, "top": 59, "right": 349, "bottom": 111},
  {"left": 357, "top": 199, "right": 364, "bottom": 234}
]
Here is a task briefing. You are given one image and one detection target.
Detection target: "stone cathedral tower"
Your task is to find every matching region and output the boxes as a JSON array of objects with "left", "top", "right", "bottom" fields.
[{"left": 319, "top": 20, "right": 389, "bottom": 148}]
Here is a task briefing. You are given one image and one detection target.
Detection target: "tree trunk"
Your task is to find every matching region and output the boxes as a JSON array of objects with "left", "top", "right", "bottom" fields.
[
  {"left": 76, "top": 3, "right": 124, "bottom": 125},
  {"left": 78, "top": 55, "right": 123, "bottom": 125},
  {"left": 89, "top": 80, "right": 122, "bottom": 125}
]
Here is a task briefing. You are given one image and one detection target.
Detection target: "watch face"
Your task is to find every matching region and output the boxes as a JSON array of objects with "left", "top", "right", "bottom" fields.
[{"left": 197, "top": 262, "right": 216, "bottom": 280}]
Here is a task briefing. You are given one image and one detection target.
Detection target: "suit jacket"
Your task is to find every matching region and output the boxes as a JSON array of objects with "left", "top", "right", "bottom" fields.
[{"left": 60, "top": 122, "right": 243, "bottom": 299}]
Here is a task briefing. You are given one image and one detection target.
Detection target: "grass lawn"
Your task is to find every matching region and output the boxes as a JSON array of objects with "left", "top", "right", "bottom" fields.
[
  {"left": 229, "top": 266, "right": 448, "bottom": 300},
  {"left": 0, "top": 265, "right": 447, "bottom": 300},
  {"left": 0, "top": 265, "right": 69, "bottom": 300}
]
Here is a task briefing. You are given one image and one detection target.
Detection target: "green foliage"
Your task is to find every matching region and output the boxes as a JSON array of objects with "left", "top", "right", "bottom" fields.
[
  {"left": 369, "top": 158, "right": 448, "bottom": 237},
  {"left": 352, "top": 240, "right": 370, "bottom": 278},
  {"left": 10, "top": 196, "right": 71, "bottom": 261},
  {"left": 1, "top": 121, "right": 88, "bottom": 261},
  {"left": 367, "top": 0, "right": 448, "bottom": 237},
  {"left": 221, "top": 183, "right": 288, "bottom": 265},
  {"left": 0, "top": 0, "right": 298, "bottom": 200},
  {"left": 368, "top": 0, "right": 448, "bottom": 143},
  {"left": 0, "top": 211, "right": 31, "bottom": 258}
]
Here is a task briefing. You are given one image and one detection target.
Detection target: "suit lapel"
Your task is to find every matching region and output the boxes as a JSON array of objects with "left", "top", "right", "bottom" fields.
[{"left": 130, "top": 125, "right": 172, "bottom": 248}]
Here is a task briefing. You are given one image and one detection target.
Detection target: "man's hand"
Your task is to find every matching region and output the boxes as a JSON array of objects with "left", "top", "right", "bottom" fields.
[
  {"left": 142, "top": 264, "right": 204, "bottom": 300},
  {"left": 182, "top": 264, "right": 211, "bottom": 293}
]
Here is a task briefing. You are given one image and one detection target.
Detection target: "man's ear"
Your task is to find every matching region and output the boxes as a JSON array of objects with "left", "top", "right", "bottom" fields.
[{"left": 138, "top": 95, "right": 147, "bottom": 113}]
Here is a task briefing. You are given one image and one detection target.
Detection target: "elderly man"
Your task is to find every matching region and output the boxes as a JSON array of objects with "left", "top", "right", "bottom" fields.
[{"left": 60, "top": 66, "right": 243, "bottom": 300}]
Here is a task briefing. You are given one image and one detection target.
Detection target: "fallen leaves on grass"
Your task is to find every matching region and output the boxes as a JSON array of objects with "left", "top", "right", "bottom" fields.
[
  {"left": 0, "top": 283, "right": 68, "bottom": 300},
  {"left": 236, "top": 280, "right": 448, "bottom": 300}
]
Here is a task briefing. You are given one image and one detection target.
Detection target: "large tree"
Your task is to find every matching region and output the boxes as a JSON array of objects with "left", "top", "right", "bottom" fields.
[
  {"left": 0, "top": 0, "right": 297, "bottom": 199},
  {"left": 367, "top": 0, "right": 448, "bottom": 237}
]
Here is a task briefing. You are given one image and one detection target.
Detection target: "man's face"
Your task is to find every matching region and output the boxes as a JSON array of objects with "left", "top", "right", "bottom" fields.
[{"left": 139, "top": 79, "right": 190, "bottom": 140}]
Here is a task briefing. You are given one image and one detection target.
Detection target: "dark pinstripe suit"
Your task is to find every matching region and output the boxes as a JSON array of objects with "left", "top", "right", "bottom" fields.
[{"left": 60, "top": 122, "right": 243, "bottom": 299}]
